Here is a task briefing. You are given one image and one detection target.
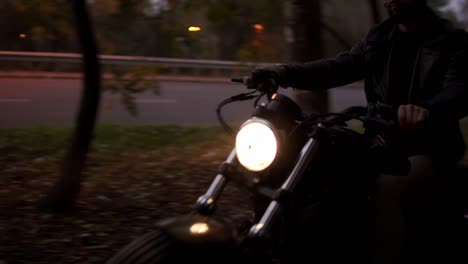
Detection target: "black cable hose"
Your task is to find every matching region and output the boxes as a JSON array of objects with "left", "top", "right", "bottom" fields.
[{"left": 216, "top": 91, "right": 259, "bottom": 135}]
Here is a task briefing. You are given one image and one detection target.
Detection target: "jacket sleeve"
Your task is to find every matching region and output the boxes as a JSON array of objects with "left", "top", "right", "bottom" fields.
[
  {"left": 421, "top": 48, "right": 468, "bottom": 121},
  {"left": 280, "top": 37, "right": 370, "bottom": 90}
]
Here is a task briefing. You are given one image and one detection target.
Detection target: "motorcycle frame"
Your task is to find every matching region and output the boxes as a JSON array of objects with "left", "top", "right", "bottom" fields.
[{"left": 195, "top": 131, "right": 321, "bottom": 240}]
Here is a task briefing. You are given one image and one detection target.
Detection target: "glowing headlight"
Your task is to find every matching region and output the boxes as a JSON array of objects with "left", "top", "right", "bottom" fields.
[{"left": 235, "top": 119, "right": 278, "bottom": 172}]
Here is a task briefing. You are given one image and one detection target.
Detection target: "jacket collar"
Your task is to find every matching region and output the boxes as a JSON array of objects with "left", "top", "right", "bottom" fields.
[{"left": 371, "top": 9, "right": 453, "bottom": 102}]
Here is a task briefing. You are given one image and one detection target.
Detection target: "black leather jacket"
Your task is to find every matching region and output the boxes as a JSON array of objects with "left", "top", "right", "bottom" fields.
[{"left": 280, "top": 10, "right": 468, "bottom": 161}]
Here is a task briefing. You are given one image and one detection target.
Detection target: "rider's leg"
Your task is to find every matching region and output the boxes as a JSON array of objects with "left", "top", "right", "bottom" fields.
[{"left": 374, "top": 155, "right": 459, "bottom": 264}]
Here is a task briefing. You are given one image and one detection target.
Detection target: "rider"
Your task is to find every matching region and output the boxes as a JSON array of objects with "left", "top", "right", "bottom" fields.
[{"left": 250, "top": 0, "right": 468, "bottom": 263}]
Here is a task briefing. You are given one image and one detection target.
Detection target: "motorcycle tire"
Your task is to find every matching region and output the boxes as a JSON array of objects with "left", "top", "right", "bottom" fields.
[
  {"left": 105, "top": 230, "right": 177, "bottom": 264},
  {"left": 106, "top": 229, "right": 241, "bottom": 264}
]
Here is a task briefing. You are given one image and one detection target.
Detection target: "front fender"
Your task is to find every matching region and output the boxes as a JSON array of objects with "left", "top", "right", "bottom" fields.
[{"left": 156, "top": 213, "right": 239, "bottom": 245}]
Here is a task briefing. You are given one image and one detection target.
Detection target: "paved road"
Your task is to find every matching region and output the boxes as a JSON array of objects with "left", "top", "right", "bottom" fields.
[{"left": 0, "top": 78, "right": 366, "bottom": 127}]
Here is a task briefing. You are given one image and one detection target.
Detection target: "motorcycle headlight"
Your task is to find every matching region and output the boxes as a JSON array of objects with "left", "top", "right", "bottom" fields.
[{"left": 235, "top": 118, "right": 278, "bottom": 172}]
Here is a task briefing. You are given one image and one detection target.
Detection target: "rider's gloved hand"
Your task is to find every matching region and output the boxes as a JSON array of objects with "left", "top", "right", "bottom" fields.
[{"left": 248, "top": 64, "right": 287, "bottom": 90}]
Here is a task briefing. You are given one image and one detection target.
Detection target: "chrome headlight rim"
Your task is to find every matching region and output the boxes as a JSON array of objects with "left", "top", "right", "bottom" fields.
[{"left": 235, "top": 117, "right": 279, "bottom": 172}]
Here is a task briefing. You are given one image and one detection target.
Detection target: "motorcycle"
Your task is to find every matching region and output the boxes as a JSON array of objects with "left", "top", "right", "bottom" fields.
[{"left": 105, "top": 77, "right": 466, "bottom": 264}]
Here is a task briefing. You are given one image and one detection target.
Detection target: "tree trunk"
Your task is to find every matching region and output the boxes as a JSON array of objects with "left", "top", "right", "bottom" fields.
[
  {"left": 368, "top": 0, "right": 381, "bottom": 25},
  {"left": 291, "top": 0, "right": 328, "bottom": 114},
  {"left": 39, "top": 0, "right": 101, "bottom": 211}
]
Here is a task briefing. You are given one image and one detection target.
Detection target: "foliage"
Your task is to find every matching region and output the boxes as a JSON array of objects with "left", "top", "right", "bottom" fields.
[
  {"left": 2, "top": 0, "right": 466, "bottom": 61},
  {"left": 90, "top": 0, "right": 181, "bottom": 57},
  {"left": 103, "top": 65, "right": 160, "bottom": 116},
  {"left": 183, "top": 0, "right": 286, "bottom": 61},
  {"left": 0, "top": 0, "right": 77, "bottom": 52}
]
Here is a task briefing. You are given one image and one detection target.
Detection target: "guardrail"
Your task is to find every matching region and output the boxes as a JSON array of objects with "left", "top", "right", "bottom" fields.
[{"left": 0, "top": 51, "right": 275, "bottom": 77}]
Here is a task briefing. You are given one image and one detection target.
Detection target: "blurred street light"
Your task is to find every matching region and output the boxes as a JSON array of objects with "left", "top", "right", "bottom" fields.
[
  {"left": 188, "top": 26, "right": 201, "bottom": 32},
  {"left": 252, "top": 23, "right": 264, "bottom": 33},
  {"left": 19, "top": 33, "right": 27, "bottom": 39}
]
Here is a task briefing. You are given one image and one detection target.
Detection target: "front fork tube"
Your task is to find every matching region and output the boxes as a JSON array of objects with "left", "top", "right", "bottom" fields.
[
  {"left": 248, "top": 137, "right": 320, "bottom": 238},
  {"left": 195, "top": 149, "right": 237, "bottom": 215}
]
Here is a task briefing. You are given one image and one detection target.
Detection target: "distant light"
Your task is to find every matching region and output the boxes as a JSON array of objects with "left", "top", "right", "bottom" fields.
[
  {"left": 188, "top": 26, "right": 201, "bottom": 32},
  {"left": 253, "top": 24, "right": 264, "bottom": 32},
  {"left": 19, "top": 34, "right": 27, "bottom": 39}
]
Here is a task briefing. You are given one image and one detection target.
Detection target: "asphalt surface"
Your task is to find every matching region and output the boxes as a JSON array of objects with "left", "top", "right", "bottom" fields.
[{"left": 0, "top": 77, "right": 366, "bottom": 127}]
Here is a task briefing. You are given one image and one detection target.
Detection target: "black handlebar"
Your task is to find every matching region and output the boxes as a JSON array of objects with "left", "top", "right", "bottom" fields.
[
  {"left": 231, "top": 77, "right": 249, "bottom": 84},
  {"left": 311, "top": 102, "right": 397, "bottom": 132},
  {"left": 232, "top": 76, "right": 278, "bottom": 94},
  {"left": 230, "top": 76, "right": 401, "bottom": 135}
]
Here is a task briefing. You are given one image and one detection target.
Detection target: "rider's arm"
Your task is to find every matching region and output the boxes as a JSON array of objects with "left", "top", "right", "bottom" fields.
[
  {"left": 279, "top": 38, "right": 370, "bottom": 90},
  {"left": 420, "top": 47, "right": 468, "bottom": 121}
]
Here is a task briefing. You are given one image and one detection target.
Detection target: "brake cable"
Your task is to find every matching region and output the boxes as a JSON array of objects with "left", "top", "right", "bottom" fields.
[{"left": 216, "top": 90, "right": 260, "bottom": 135}]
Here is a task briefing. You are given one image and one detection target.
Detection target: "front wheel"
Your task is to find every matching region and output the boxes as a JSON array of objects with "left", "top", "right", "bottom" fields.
[
  {"left": 106, "top": 229, "right": 242, "bottom": 264},
  {"left": 106, "top": 230, "right": 176, "bottom": 264}
]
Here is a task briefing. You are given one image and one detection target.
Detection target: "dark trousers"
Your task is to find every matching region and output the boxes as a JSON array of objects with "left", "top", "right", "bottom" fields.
[{"left": 375, "top": 155, "right": 464, "bottom": 264}]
